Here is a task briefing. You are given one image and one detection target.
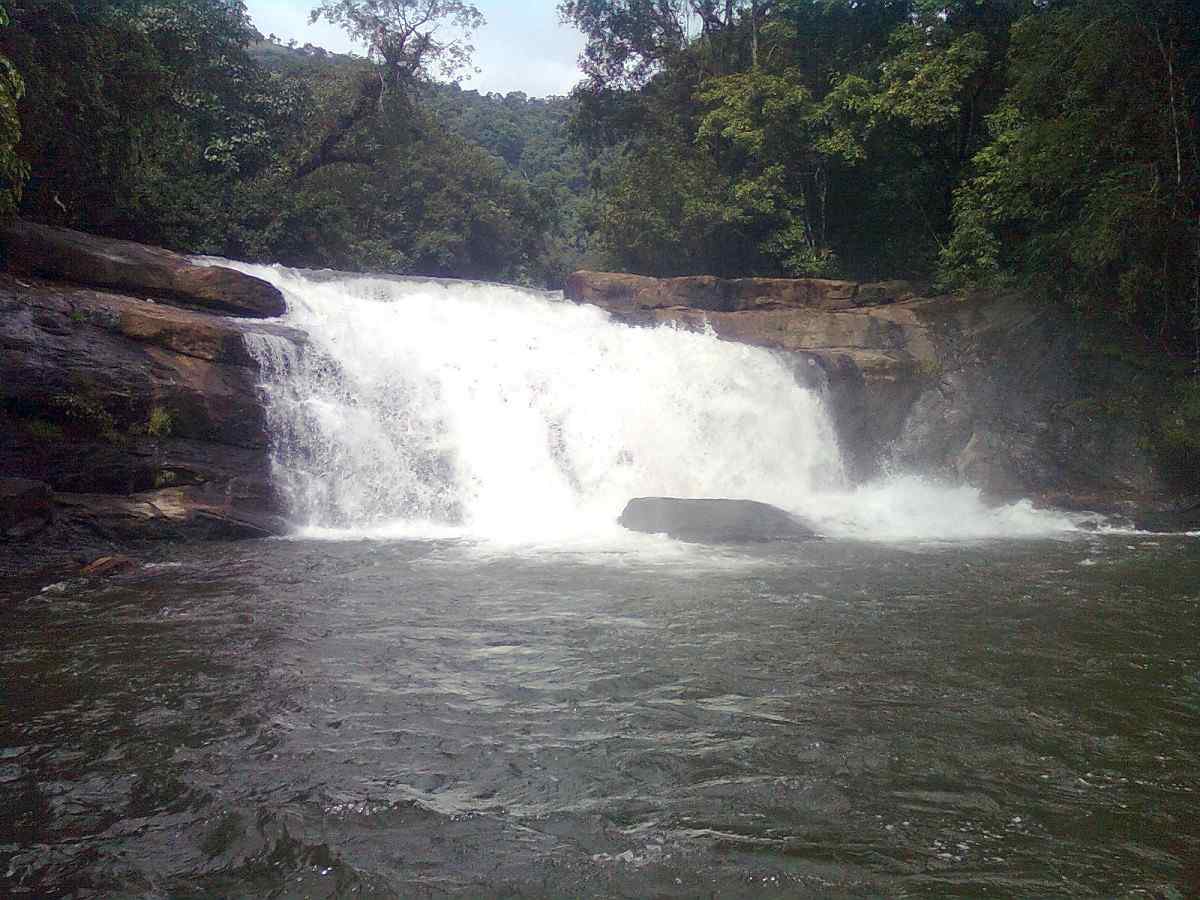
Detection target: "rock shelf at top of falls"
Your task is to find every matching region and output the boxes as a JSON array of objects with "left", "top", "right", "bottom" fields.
[{"left": 1, "top": 218, "right": 286, "bottom": 318}]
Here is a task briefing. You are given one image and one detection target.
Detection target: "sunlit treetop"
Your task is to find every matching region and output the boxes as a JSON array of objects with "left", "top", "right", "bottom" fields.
[{"left": 309, "top": 0, "right": 485, "bottom": 85}]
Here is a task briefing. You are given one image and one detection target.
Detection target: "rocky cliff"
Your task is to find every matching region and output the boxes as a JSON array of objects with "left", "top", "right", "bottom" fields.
[
  {"left": 0, "top": 221, "right": 299, "bottom": 571},
  {"left": 565, "top": 270, "right": 1196, "bottom": 524}
]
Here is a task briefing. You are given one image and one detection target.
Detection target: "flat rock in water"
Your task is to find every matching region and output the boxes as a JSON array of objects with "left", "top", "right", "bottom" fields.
[{"left": 618, "top": 497, "right": 819, "bottom": 543}]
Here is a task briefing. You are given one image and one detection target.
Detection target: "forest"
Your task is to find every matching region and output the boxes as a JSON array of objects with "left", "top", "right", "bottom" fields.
[{"left": 0, "top": 0, "right": 1197, "bottom": 368}]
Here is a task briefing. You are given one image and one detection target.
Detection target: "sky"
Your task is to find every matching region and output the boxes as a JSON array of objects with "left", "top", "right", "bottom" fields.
[{"left": 244, "top": 0, "right": 587, "bottom": 98}]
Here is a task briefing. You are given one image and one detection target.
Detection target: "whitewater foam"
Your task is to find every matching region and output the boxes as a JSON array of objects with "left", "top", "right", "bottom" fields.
[{"left": 228, "top": 262, "right": 1083, "bottom": 545}]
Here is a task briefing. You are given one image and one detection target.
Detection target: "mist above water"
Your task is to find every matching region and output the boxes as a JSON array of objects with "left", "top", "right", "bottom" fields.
[{"left": 233, "top": 264, "right": 1080, "bottom": 544}]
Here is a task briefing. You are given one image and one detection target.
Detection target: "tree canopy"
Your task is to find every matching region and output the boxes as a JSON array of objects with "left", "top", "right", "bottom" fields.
[
  {"left": 0, "top": 0, "right": 1195, "bottom": 376},
  {"left": 559, "top": 0, "right": 1199, "bottom": 366},
  {"left": 311, "top": 0, "right": 483, "bottom": 84},
  {"left": 0, "top": 0, "right": 583, "bottom": 284}
]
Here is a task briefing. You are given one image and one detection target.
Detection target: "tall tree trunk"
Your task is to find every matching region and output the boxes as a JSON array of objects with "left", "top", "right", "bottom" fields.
[
  {"left": 1193, "top": 224, "right": 1199, "bottom": 376},
  {"left": 751, "top": 1, "right": 759, "bottom": 69},
  {"left": 1152, "top": 22, "right": 1183, "bottom": 190},
  {"left": 723, "top": 0, "right": 734, "bottom": 72}
]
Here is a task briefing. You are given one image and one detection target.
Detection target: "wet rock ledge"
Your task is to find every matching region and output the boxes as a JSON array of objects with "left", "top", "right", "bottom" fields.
[
  {"left": 1, "top": 220, "right": 296, "bottom": 572},
  {"left": 565, "top": 270, "right": 1195, "bottom": 524}
]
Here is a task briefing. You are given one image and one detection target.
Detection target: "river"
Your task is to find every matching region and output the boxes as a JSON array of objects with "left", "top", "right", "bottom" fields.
[
  {"left": 3, "top": 534, "right": 1198, "bottom": 896},
  {"left": 2, "top": 269, "right": 1198, "bottom": 897}
]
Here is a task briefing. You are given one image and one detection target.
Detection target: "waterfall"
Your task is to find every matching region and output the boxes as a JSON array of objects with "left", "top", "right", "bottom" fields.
[{"left": 231, "top": 264, "right": 1080, "bottom": 543}]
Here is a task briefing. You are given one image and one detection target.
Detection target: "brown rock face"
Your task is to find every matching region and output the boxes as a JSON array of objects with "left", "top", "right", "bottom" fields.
[
  {"left": 565, "top": 270, "right": 1171, "bottom": 514},
  {"left": 0, "top": 272, "right": 297, "bottom": 560},
  {"left": 59, "top": 486, "right": 283, "bottom": 542},
  {"left": 80, "top": 555, "right": 138, "bottom": 577},
  {"left": 618, "top": 497, "right": 820, "bottom": 543},
  {"left": 564, "top": 270, "right": 912, "bottom": 313},
  {"left": 2, "top": 219, "right": 285, "bottom": 317},
  {"left": 0, "top": 275, "right": 272, "bottom": 449}
]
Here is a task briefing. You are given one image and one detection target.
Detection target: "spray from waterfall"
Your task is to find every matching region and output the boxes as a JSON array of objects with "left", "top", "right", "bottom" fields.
[{"left": 230, "top": 263, "right": 1080, "bottom": 543}]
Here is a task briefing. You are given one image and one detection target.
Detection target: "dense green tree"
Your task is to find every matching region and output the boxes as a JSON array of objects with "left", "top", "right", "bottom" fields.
[
  {"left": 3, "top": 0, "right": 1197, "bottom": 357},
  {"left": 0, "top": 0, "right": 572, "bottom": 285},
  {"left": 297, "top": 0, "right": 483, "bottom": 177},
  {"left": 941, "top": 0, "right": 1199, "bottom": 357},
  {"left": 0, "top": 3, "right": 26, "bottom": 218},
  {"left": 422, "top": 84, "right": 597, "bottom": 278}
]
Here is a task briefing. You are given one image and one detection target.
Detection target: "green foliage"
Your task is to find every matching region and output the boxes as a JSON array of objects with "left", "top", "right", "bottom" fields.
[
  {"left": 1152, "top": 376, "right": 1200, "bottom": 487},
  {"left": 3, "top": 0, "right": 1197, "bottom": 368},
  {"left": 558, "top": 0, "right": 690, "bottom": 90},
  {"left": 877, "top": 27, "right": 989, "bottom": 129},
  {"left": 1, "top": 0, "right": 264, "bottom": 234},
  {"left": 941, "top": 0, "right": 1200, "bottom": 353},
  {"left": 309, "top": 0, "right": 483, "bottom": 85},
  {"left": 146, "top": 405, "right": 173, "bottom": 438},
  {"left": 915, "top": 357, "right": 944, "bottom": 380},
  {"left": 0, "top": 3, "right": 26, "bottom": 217},
  {"left": 0, "top": 0, "right": 581, "bottom": 286},
  {"left": 561, "top": 0, "right": 1199, "bottom": 370},
  {"left": 593, "top": 143, "right": 744, "bottom": 276},
  {"left": 50, "top": 392, "right": 118, "bottom": 442},
  {"left": 561, "top": 0, "right": 1031, "bottom": 279},
  {"left": 697, "top": 67, "right": 863, "bottom": 275}
]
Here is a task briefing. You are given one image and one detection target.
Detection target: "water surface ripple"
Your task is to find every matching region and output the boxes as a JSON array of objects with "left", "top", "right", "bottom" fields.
[{"left": 3, "top": 535, "right": 1199, "bottom": 897}]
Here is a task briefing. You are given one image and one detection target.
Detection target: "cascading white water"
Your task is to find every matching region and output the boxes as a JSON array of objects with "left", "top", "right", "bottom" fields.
[{"left": 230, "top": 263, "right": 1080, "bottom": 543}]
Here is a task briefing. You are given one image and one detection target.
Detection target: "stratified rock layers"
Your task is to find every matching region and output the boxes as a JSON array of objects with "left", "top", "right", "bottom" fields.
[
  {"left": 566, "top": 271, "right": 1182, "bottom": 517},
  {"left": 2, "top": 219, "right": 285, "bottom": 317},
  {"left": 1, "top": 222, "right": 297, "bottom": 554}
]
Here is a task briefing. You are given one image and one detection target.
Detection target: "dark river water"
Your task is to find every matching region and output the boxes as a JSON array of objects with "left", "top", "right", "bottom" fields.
[{"left": 3, "top": 533, "right": 1199, "bottom": 898}]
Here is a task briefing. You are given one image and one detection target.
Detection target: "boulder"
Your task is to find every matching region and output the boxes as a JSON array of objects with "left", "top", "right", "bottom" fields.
[
  {"left": 2, "top": 219, "right": 285, "bottom": 317},
  {"left": 0, "top": 274, "right": 275, "bottom": 452},
  {"left": 56, "top": 486, "right": 283, "bottom": 542},
  {"left": 0, "top": 272, "right": 293, "bottom": 559},
  {"left": 618, "top": 497, "right": 820, "bottom": 543}
]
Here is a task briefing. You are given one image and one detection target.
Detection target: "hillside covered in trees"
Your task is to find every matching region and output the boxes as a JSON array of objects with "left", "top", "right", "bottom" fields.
[
  {"left": 563, "top": 1, "right": 1198, "bottom": 360},
  {"left": 0, "top": 0, "right": 1196, "bottom": 376},
  {"left": 0, "top": 1, "right": 590, "bottom": 285}
]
